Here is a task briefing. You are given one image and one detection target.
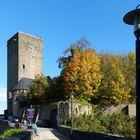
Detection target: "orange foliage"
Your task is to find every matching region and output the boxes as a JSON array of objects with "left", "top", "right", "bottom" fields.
[{"left": 62, "top": 48, "right": 101, "bottom": 101}]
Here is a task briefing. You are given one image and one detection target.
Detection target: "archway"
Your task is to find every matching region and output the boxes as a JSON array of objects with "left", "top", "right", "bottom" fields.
[{"left": 50, "top": 109, "right": 57, "bottom": 128}]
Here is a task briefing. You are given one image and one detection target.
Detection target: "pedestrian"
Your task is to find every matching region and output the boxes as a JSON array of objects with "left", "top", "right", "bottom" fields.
[
  {"left": 33, "top": 123, "right": 39, "bottom": 136},
  {"left": 23, "top": 119, "right": 27, "bottom": 125}
]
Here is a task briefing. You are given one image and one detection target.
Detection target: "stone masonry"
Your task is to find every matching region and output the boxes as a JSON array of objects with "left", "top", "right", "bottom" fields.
[{"left": 7, "top": 32, "right": 43, "bottom": 115}]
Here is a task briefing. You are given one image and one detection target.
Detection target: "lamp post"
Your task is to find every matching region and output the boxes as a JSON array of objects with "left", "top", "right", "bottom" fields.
[
  {"left": 123, "top": 5, "right": 140, "bottom": 140},
  {"left": 70, "top": 92, "right": 74, "bottom": 140}
]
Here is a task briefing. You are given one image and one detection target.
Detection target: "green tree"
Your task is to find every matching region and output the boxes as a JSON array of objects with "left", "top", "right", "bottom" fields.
[
  {"left": 47, "top": 76, "right": 66, "bottom": 103},
  {"left": 27, "top": 75, "right": 49, "bottom": 105}
]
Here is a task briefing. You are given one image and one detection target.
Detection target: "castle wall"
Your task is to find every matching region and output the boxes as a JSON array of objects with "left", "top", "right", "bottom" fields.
[
  {"left": 7, "top": 32, "right": 43, "bottom": 115},
  {"left": 18, "top": 32, "right": 43, "bottom": 80},
  {"left": 7, "top": 34, "right": 18, "bottom": 92}
]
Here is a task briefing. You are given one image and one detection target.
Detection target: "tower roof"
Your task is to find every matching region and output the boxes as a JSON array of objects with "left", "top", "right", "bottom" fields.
[
  {"left": 7, "top": 31, "right": 42, "bottom": 43},
  {"left": 18, "top": 31, "right": 42, "bottom": 40},
  {"left": 12, "top": 78, "right": 33, "bottom": 91}
]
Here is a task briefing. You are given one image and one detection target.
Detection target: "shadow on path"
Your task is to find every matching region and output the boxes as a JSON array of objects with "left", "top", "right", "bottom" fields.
[{"left": 50, "top": 129, "right": 70, "bottom": 140}]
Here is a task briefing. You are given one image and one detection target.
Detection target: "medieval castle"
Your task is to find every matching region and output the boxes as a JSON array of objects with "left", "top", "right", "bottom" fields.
[
  {"left": 6, "top": 32, "right": 135, "bottom": 127},
  {"left": 6, "top": 32, "right": 93, "bottom": 127},
  {"left": 7, "top": 32, "right": 43, "bottom": 116}
]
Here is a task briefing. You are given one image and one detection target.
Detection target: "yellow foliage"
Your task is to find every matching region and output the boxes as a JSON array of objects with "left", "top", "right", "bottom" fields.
[{"left": 62, "top": 48, "right": 101, "bottom": 101}]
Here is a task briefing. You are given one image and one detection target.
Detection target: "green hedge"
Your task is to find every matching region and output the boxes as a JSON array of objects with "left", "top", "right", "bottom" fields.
[
  {"left": 0, "top": 128, "right": 25, "bottom": 139},
  {"left": 62, "top": 112, "right": 136, "bottom": 138}
]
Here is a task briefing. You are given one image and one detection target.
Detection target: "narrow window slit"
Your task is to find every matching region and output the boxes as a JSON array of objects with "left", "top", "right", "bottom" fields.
[{"left": 23, "top": 64, "right": 25, "bottom": 69}]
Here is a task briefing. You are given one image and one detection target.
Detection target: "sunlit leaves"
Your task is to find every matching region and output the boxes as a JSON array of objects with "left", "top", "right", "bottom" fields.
[
  {"left": 58, "top": 39, "right": 135, "bottom": 105},
  {"left": 98, "top": 53, "right": 135, "bottom": 105},
  {"left": 62, "top": 46, "right": 101, "bottom": 101}
]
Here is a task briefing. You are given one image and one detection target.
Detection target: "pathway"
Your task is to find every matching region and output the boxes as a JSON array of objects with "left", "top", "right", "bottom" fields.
[{"left": 33, "top": 127, "right": 70, "bottom": 140}]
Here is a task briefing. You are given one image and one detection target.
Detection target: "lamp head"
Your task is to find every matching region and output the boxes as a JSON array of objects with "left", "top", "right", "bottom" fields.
[
  {"left": 70, "top": 92, "right": 74, "bottom": 98},
  {"left": 123, "top": 5, "right": 140, "bottom": 37}
]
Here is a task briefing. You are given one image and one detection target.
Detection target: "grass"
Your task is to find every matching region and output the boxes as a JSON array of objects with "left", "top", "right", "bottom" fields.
[{"left": 0, "top": 128, "right": 25, "bottom": 139}]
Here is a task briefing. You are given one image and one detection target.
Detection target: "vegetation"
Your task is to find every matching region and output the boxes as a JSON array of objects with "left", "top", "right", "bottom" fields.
[
  {"left": 58, "top": 39, "right": 136, "bottom": 105},
  {"left": 0, "top": 128, "right": 24, "bottom": 139},
  {"left": 27, "top": 75, "right": 66, "bottom": 105},
  {"left": 61, "top": 46, "right": 101, "bottom": 101},
  {"left": 24, "top": 38, "right": 136, "bottom": 138},
  {"left": 27, "top": 75, "right": 50, "bottom": 105},
  {"left": 26, "top": 38, "right": 135, "bottom": 106},
  {"left": 47, "top": 76, "right": 66, "bottom": 103},
  {"left": 62, "top": 112, "right": 136, "bottom": 138},
  {"left": 95, "top": 53, "right": 134, "bottom": 106}
]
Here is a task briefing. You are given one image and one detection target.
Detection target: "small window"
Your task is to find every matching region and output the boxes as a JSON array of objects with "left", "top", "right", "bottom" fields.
[
  {"left": 76, "top": 107, "right": 78, "bottom": 114},
  {"left": 13, "top": 38, "right": 16, "bottom": 41},
  {"left": 23, "top": 64, "right": 25, "bottom": 70}
]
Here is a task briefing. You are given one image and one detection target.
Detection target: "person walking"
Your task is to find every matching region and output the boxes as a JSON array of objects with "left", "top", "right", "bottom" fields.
[{"left": 33, "top": 123, "right": 39, "bottom": 136}]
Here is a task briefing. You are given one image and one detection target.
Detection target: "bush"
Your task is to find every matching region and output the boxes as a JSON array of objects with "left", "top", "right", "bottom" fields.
[
  {"left": 62, "top": 116, "right": 71, "bottom": 126},
  {"left": 97, "top": 114, "right": 111, "bottom": 133},
  {"left": 109, "top": 112, "right": 136, "bottom": 138},
  {"left": 61, "top": 113, "right": 136, "bottom": 138},
  {"left": 0, "top": 128, "right": 24, "bottom": 139}
]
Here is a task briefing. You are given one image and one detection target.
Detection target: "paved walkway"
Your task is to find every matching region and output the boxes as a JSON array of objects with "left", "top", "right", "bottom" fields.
[{"left": 33, "top": 128, "right": 70, "bottom": 140}]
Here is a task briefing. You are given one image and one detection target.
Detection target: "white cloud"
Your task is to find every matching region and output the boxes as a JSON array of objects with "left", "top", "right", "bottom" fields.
[
  {"left": 0, "top": 87, "right": 7, "bottom": 101},
  {"left": 0, "top": 108, "right": 6, "bottom": 114},
  {"left": 0, "top": 87, "right": 7, "bottom": 114}
]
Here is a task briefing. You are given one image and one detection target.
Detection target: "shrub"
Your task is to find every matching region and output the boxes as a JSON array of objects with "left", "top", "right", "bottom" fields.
[
  {"left": 109, "top": 112, "right": 126, "bottom": 135},
  {"left": 0, "top": 128, "right": 24, "bottom": 139},
  {"left": 109, "top": 112, "right": 136, "bottom": 138},
  {"left": 62, "top": 116, "right": 71, "bottom": 126},
  {"left": 61, "top": 112, "right": 136, "bottom": 138},
  {"left": 97, "top": 114, "right": 111, "bottom": 133}
]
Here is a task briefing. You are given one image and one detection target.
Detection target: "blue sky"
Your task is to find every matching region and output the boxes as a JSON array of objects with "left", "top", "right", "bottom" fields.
[{"left": 0, "top": 0, "right": 139, "bottom": 113}]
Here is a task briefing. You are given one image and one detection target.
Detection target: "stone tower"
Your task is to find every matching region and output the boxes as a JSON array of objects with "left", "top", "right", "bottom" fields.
[{"left": 7, "top": 32, "right": 43, "bottom": 115}]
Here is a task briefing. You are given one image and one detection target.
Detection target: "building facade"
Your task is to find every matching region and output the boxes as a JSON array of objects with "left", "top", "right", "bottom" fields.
[{"left": 7, "top": 32, "right": 43, "bottom": 116}]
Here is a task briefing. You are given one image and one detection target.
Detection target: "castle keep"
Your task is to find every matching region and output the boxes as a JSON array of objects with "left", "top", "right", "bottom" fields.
[{"left": 7, "top": 32, "right": 43, "bottom": 116}]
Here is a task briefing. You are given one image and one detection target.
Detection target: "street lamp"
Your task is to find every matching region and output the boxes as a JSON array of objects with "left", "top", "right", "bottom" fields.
[
  {"left": 123, "top": 5, "right": 140, "bottom": 140},
  {"left": 70, "top": 92, "right": 74, "bottom": 140}
]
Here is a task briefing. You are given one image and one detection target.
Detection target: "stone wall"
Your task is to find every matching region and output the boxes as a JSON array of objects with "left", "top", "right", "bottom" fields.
[
  {"left": 7, "top": 32, "right": 43, "bottom": 85},
  {"left": 128, "top": 104, "right": 136, "bottom": 117},
  {"left": 0, "top": 120, "right": 10, "bottom": 135},
  {"left": 58, "top": 126, "right": 135, "bottom": 140},
  {"left": 39, "top": 103, "right": 57, "bottom": 120},
  {"left": 33, "top": 102, "right": 93, "bottom": 127},
  {"left": 7, "top": 33, "right": 18, "bottom": 115},
  {"left": 7, "top": 33, "right": 18, "bottom": 92},
  {"left": 18, "top": 32, "right": 43, "bottom": 80},
  {"left": 57, "top": 102, "right": 93, "bottom": 124},
  {"left": 12, "top": 90, "right": 27, "bottom": 117},
  {"left": 102, "top": 104, "right": 136, "bottom": 117},
  {"left": 7, "top": 32, "right": 43, "bottom": 115}
]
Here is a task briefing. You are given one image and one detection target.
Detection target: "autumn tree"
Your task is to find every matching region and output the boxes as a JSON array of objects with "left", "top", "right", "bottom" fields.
[
  {"left": 125, "top": 51, "right": 136, "bottom": 102},
  {"left": 97, "top": 53, "right": 133, "bottom": 105},
  {"left": 59, "top": 39, "right": 101, "bottom": 101},
  {"left": 58, "top": 39, "right": 136, "bottom": 105},
  {"left": 58, "top": 38, "right": 90, "bottom": 69}
]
